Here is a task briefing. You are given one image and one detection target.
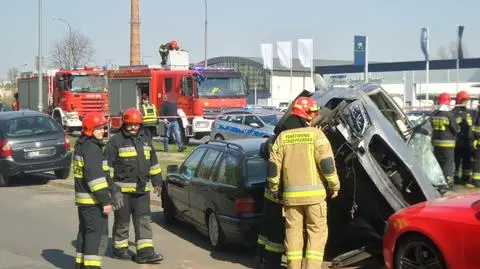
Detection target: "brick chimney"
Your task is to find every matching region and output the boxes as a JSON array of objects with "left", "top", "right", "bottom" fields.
[{"left": 130, "top": 0, "right": 140, "bottom": 65}]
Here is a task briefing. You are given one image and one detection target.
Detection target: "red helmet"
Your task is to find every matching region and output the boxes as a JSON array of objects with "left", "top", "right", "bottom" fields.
[
  {"left": 82, "top": 112, "right": 108, "bottom": 136},
  {"left": 122, "top": 108, "right": 143, "bottom": 124},
  {"left": 291, "top": 97, "right": 320, "bottom": 121},
  {"left": 456, "top": 90, "right": 470, "bottom": 104},
  {"left": 170, "top": 40, "right": 178, "bottom": 49},
  {"left": 438, "top": 93, "right": 451, "bottom": 105}
]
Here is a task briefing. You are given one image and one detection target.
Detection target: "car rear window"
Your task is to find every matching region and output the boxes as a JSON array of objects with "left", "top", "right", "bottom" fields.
[
  {"left": 4, "top": 116, "right": 63, "bottom": 137},
  {"left": 246, "top": 157, "right": 267, "bottom": 185}
]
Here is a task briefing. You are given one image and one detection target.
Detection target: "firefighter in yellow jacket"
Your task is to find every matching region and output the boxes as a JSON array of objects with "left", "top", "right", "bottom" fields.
[{"left": 268, "top": 97, "right": 340, "bottom": 269}]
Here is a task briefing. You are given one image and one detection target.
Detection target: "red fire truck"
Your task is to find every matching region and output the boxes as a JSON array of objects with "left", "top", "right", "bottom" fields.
[
  {"left": 107, "top": 63, "right": 248, "bottom": 143},
  {"left": 17, "top": 67, "right": 109, "bottom": 132}
]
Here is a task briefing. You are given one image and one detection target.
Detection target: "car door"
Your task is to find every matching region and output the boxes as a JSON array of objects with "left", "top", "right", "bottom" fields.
[
  {"left": 243, "top": 114, "right": 265, "bottom": 138},
  {"left": 224, "top": 111, "right": 245, "bottom": 140},
  {"left": 210, "top": 151, "right": 242, "bottom": 218},
  {"left": 189, "top": 148, "right": 223, "bottom": 226},
  {"left": 169, "top": 148, "right": 206, "bottom": 220}
]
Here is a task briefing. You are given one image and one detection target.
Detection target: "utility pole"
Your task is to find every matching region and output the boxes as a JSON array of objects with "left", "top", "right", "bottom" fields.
[
  {"left": 37, "top": 0, "right": 43, "bottom": 112},
  {"left": 203, "top": 0, "right": 208, "bottom": 67}
]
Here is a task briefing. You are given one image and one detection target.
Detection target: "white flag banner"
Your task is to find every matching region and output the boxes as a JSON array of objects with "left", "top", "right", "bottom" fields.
[
  {"left": 276, "top": 41, "right": 292, "bottom": 69},
  {"left": 298, "top": 39, "right": 313, "bottom": 68},
  {"left": 260, "top": 43, "right": 273, "bottom": 70}
]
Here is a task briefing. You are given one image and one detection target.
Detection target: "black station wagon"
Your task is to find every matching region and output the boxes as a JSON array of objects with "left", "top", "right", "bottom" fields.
[{"left": 161, "top": 138, "right": 267, "bottom": 250}]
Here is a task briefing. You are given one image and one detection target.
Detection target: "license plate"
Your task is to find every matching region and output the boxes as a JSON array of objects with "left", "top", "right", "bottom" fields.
[{"left": 27, "top": 149, "right": 53, "bottom": 158}]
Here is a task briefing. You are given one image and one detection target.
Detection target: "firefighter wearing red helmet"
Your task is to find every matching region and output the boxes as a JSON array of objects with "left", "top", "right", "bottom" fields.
[
  {"left": 159, "top": 40, "right": 180, "bottom": 66},
  {"left": 105, "top": 108, "right": 164, "bottom": 264},
  {"left": 267, "top": 96, "right": 340, "bottom": 269},
  {"left": 74, "top": 112, "right": 121, "bottom": 269},
  {"left": 430, "top": 93, "right": 459, "bottom": 190},
  {"left": 451, "top": 90, "right": 475, "bottom": 186}
]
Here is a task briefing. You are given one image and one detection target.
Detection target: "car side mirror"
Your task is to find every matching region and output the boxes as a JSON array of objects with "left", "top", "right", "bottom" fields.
[{"left": 167, "top": 165, "right": 179, "bottom": 174}]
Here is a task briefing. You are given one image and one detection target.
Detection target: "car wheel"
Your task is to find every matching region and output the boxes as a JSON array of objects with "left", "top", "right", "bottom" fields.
[
  {"left": 54, "top": 168, "right": 70, "bottom": 179},
  {"left": 394, "top": 234, "right": 445, "bottom": 269},
  {"left": 162, "top": 189, "right": 175, "bottom": 224},
  {"left": 0, "top": 173, "right": 9, "bottom": 187},
  {"left": 214, "top": 135, "right": 224, "bottom": 141},
  {"left": 207, "top": 211, "right": 226, "bottom": 251}
]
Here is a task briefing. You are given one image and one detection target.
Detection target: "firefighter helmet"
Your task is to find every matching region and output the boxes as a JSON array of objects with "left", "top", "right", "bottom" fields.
[
  {"left": 82, "top": 112, "right": 108, "bottom": 137},
  {"left": 438, "top": 93, "right": 451, "bottom": 105},
  {"left": 456, "top": 90, "right": 470, "bottom": 104},
  {"left": 291, "top": 97, "right": 320, "bottom": 120},
  {"left": 122, "top": 108, "right": 143, "bottom": 124}
]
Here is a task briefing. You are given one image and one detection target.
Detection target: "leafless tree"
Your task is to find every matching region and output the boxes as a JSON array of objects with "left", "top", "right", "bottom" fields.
[
  {"left": 437, "top": 41, "right": 469, "bottom": 59},
  {"left": 7, "top": 67, "right": 19, "bottom": 84},
  {"left": 50, "top": 30, "right": 95, "bottom": 69}
]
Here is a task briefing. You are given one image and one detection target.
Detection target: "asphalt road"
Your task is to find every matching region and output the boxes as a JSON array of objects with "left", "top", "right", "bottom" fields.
[
  {"left": 0, "top": 175, "right": 255, "bottom": 269},
  {"left": 0, "top": 174, "right": 386, "bottom": 269}
]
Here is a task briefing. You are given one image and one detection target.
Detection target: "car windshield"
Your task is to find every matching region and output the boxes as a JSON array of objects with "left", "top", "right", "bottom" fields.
[
  {"left": 246, "top": 157, "right": 267, "bottom": 185},
  {"left": 407, "top": 121, "right": 447, "bottom": 187},
  {"left": 70, "top": 75, "right": 106, "bottom": 93},
  {"left": 4, "top": 116, "right": 63, "bottom": 137},
  {"left": 198, "top": 77, "right": 246, "bottom": 98},
  {"left": 258, "top": 113, "right": 281, "bottom": 126}
]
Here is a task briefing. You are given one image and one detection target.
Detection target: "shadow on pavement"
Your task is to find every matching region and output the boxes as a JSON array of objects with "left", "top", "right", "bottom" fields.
[
  {"left": 151, "top": 211, "right": 255, "bottom": 268},
  {"left": 7, "top": 172, "right": 56, "bottom": 187},
  {"left": 41, "top": 249, "right": 75, "bottom": 269}
]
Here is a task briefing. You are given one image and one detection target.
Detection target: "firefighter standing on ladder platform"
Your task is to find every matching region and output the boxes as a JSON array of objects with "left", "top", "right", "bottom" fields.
[
  {"left": 74, "top": 112, "right": 123, "bottom": 269},
  {"left": 452, "top": 91, "right": 474, "bottom": 186},
  {"left": 105, "top": 108, "right": 164, "bottom": 264},
  {"left": 268, "top": 97, "right": 341, "bottom": 269},
  {"left": 430, "top": 93, "right": 459, "bottom": 190}
]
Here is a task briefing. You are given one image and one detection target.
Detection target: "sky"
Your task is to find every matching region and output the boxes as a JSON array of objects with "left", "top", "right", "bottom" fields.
[{"left": 1, "top": 0, "right": 479, "bottom": 80}]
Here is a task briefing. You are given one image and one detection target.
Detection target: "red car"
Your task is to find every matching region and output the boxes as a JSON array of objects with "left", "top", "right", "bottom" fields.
[{"left": 383, "top": 192, "right": 480, "bottom": 269}]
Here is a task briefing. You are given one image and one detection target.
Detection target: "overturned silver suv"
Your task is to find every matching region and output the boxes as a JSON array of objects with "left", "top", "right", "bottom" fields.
[{"left": 277, "top": 83, "right": 443, "bottom": 266}]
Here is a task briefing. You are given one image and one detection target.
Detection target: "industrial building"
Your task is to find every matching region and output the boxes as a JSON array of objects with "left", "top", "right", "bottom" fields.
[{"left": 202, "top": 56, "right": 480, "bottom": 108}]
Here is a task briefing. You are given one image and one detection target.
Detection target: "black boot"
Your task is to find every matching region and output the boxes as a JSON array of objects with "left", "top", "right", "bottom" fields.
[
  {"left": 112, "top": 248, "right": 131, "bottom": 260},
  {"left": 135, "top": 251, "right": 163, "bottom": 264}
]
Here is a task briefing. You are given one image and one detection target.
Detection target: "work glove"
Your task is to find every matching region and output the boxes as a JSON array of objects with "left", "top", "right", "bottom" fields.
[{"left": 110, "top": 185, "right": 124, "bottom": 210}]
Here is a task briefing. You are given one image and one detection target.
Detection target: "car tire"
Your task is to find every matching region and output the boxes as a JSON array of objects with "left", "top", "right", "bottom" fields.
[
  {"left": 0, "top": 173, "right": 9, "bottom": 187},
  {"left": 214, "top": 135, "right": 224, "bottom": 141},
  {"left": 394, "top": 234, "right": 445, "bottom": 269},
  {"left": 54, "top": 168, "right": 70, "bottom": 179},
  {"left": 162, "top": 188, "right": 175, "bottom": 224},
  {"left": 207, "top": 211, "right": 226, "bottom": 251}
]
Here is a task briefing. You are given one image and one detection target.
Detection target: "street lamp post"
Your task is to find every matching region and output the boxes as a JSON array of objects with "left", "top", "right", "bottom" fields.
[
  {"left": 203, "top": 0, "right": 208, "bottom": 67},
  {"left": 38, "top": 0, "right": 43, "bottom": 112},
  {"left": 53, "top": 16, "right": 73, "bottom": 69}
]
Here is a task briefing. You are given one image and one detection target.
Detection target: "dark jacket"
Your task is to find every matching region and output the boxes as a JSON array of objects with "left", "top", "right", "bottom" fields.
[
  {"left": 105, "top": 128, "right": 163, "bottom": 194},
  {"left": 451, "top": 106, "right": 474, "bottom": 145},
  {"left": 74, "top": 136, "right": 112, "bottom": 206},
  {"left": 161, "top": 101, "right": 178, "bottom": 123},
  {"left": 430, "top": 109, "right": 459, "bottom": 148}
]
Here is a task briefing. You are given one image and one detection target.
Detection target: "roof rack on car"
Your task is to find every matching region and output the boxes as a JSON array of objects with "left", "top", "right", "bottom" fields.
[{"left": 205, "top": 140, "right": 244, "bottom": 152}]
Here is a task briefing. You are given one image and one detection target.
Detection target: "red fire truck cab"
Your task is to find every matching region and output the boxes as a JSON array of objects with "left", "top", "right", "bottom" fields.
[
  {"left": 108, "top": 65, "right": 248, "bottom": 142},
  {"left": 17, "top": 67, "right": 109, "bottom": 132}
]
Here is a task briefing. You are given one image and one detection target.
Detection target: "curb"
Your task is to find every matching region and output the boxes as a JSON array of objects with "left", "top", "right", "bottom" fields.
[{"left": 47, "top": 180, "right": 163, "bottom": 207}]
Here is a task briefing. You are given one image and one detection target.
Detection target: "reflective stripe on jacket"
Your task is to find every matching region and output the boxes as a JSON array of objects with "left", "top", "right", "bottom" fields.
[
  {"left": 105, "top": 129, "right": 162, "bottom": 194},
  {"left": 268, "top": 127, "right": 340, "bottom": 206},
  {"left": 74, "top": 136, "right": 112, "bottom": 206},
  {"left": 430, "top": 110, "right": 459, "bottom": 148}
]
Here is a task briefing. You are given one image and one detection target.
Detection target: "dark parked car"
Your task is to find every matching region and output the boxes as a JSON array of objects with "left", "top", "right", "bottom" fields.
[
  {"left": 0, "top": 104, "right": 12, "bottom": 112},
  {"left": 161, "top": 138, "right": 266, "bottom": 249},
  {"left": 0, "top": 111, "right": 72, "bottom": 186},
  {"left": 275, "top": 85, "right": 442, "bottom": 266}
]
